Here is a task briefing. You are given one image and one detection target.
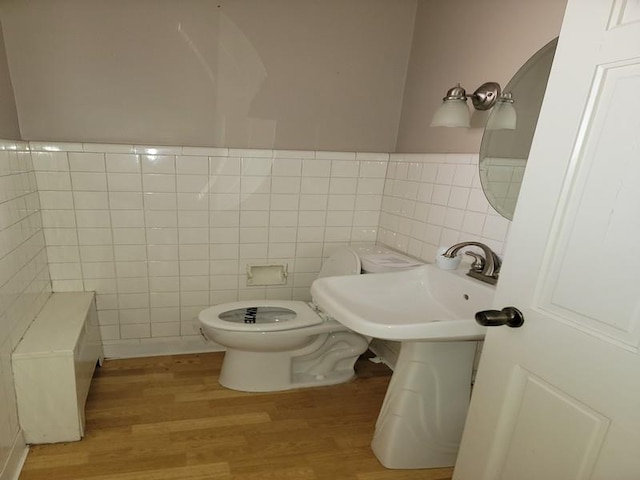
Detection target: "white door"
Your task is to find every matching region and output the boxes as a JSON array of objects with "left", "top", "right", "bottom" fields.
[{"left": 453, "top": 0, "right": 640, "bottom": 478}]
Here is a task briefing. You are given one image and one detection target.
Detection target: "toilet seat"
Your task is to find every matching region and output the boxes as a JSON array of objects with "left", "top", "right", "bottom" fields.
[
  {"left": 199, "top": 300, "right": 324, "bottom": 332},
  {"left": 200, "top": 248, "right": 363, "bottom": 334}
]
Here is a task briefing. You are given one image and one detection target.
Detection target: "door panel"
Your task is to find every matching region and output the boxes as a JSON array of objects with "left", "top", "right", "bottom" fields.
[
  {"left": 609, "top": 0, "right": 640, "bottom": 28},
  {"left": 541, "top": 61, "right": 640, "bottom": 348},
  {"left": 453, "top": 0, "right": 640, "bottom": 478},
  {"left": 493, "top": 368, "right": 609, "bottom": 480}
]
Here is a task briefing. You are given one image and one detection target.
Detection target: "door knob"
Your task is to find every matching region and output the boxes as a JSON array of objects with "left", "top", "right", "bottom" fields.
[{"left": 475, "top": 307, "right": 524, "bottom": 328}]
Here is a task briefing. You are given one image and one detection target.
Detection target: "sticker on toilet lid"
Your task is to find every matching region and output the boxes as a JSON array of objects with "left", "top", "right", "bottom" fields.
[
  {"left": 220, "top": 307, "right": 297, "bottom": 324},
  {"left": 243, "top": 307, "right": 257, "bottom": 323}
]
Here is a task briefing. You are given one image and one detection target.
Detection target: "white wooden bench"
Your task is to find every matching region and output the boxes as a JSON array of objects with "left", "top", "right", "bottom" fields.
[{"left": 12, "top": 292, "right": 103, "bottom": 444}]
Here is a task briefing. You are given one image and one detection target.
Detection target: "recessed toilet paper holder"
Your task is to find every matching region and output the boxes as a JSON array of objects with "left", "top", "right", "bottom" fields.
[{"left": 246, "top": 263, "right": 289, "bottom": 286}]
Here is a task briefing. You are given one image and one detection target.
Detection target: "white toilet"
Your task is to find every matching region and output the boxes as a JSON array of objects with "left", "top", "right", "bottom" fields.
[{"left": 198, "top": 246, "right": 421, "bottom": 392}]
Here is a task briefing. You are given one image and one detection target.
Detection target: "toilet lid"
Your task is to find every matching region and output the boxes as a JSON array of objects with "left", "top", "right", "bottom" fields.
[
  {"left": 317, "top": 247, "right": 361, "bottom": 278},
  {"left": 199, "top": 300, "right": 323, "bottom": 332}
]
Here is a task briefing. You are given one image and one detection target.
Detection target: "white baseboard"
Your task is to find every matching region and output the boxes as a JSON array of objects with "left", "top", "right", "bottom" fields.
[
  {"left": 102, "top": 335, "right": 224, "bottom": 359},
  {"left": 0, "top": 430, "right": 28, "bottom": 480}
]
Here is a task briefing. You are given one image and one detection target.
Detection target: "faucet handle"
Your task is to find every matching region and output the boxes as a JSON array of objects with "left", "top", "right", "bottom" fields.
[{"left": 465, "top": 251, "right": 485, "bottom": 272}]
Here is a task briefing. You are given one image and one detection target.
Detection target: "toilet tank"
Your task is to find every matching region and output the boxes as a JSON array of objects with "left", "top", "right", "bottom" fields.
[
  {"left": 318, "top": 246, "right": 423, "bottom": 278},
  {"left": 353, "top": 246, "right": 423, "bottom": 274}
]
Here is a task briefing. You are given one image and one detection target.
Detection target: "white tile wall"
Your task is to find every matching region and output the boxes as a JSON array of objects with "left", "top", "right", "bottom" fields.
[
  {"left": 0, "top": 140, "right": 50, "bottom": 475},
  {"left": 0, "top": 139, "right": 511, "bottom": 361},
  {"left": 32, "top": 142, "right": 387, "bottom": 352},
  {"left": 0, "top": 138, "right": 512, "bottom": 472},
  {"left": 28, "top": 143, "right": 512, "bottom": 356},
  {"left": 378, "top": 153, "right": 510, "bottom": 261}
]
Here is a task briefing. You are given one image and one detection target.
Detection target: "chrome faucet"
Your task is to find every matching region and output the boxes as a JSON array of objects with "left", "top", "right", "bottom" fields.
[{"left": 443, "top": 241, "right": 501, "bottom": 285}]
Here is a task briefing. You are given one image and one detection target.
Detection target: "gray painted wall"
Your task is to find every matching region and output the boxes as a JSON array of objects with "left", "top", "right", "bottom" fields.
[{"left": 0, "top": 0, "right": 416, "bottom": 152}]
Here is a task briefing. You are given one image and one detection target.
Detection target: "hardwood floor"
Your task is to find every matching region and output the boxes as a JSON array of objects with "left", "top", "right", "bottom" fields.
[{"left": 19, "top": 352, "right": 454, "bottom": 480}]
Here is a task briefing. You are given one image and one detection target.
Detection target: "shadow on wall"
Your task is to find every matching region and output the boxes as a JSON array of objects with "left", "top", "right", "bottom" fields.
[{"left": 0, "top": 19, "right": 20, "bottom": 140}]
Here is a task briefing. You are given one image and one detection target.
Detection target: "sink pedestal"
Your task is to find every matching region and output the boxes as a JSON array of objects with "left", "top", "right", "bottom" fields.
[{"left": 371, "top": 340, "right": 477, "bottom": 469}]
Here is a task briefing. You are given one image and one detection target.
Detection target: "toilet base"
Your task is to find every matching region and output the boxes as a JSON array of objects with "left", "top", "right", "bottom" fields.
[{"left": 218, "top": 331, "right": 369, "bottom": 392}]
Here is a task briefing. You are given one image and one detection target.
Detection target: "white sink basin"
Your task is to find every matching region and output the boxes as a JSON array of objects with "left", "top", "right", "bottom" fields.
[
  {"left": 310, "top": 263, "right": 495, "bottom": 341},
  {"left": 311, "top": 261, "right": 497, "bottom": 469}
]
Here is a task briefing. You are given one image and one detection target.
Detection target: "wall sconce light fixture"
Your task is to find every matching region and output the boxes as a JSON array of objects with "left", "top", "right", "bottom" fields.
[{"left": 430, "top": 82, "right": 516, "bottom": 130}]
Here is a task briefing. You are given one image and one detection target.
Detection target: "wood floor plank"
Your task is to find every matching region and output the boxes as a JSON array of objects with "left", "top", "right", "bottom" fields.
[
  {"left": 82, "top": 463, "right": 230, "bottom": 480},
  {"left": 131, "top": 412, "right": 272, "bottom": 434},
  {"left": 19, "top": 352, "right": 454, "bottom": 480}
]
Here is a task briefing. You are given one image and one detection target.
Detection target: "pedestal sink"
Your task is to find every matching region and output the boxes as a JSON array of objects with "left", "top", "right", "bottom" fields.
[{"left": 310, "top": 263, "right": 495, "bottom": 469}]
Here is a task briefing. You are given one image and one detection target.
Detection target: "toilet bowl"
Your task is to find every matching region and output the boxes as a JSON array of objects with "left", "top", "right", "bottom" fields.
[{"left": 198, "top": 246, "right": 422, "bottom": 392}]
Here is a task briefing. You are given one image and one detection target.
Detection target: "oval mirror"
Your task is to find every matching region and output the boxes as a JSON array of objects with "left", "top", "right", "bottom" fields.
[{"left": 479, "top": 38, "right": 558, "bottom": 220}]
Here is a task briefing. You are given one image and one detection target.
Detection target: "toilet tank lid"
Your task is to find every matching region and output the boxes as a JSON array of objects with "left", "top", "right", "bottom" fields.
[
  {"left": 317, "top": 247, "right": 361, "bottom": 278},
  {"left": 360, "top": 252, "right": 423, "bottom": 273}
]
